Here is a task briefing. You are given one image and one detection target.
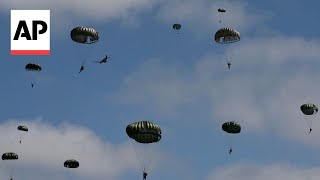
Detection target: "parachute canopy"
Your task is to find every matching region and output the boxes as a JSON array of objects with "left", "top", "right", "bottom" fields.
[
  {"left": 172, "top": 24, "right": 181, "bottom": 30},
  {"left": 71, "top": 26, "right": 99, "bottom": 44},
  {"left": 126, "top": 121, "right": 162, "bottom": 144},
  {"left": 18, "top": 125, "right": 28, "bottom": 132},
  {"left": 2, "top": 152, "right": 18, "bottom": 160},
  {"left": 215, "top": 28, "right": 240, "bottom": 44},
  {"left": 301, "top": 104, "right": 318, "bottom": 115},
  {"left": 218, "top": 8, "right": 226, "bottom": 13},
  {"left": 222, "top": 121, "right": 241, "bottom": 134},
  {"left": 25, "top": 63, "right": 41, "bottom": 71},
  {"left": 64, "top": 159, "right": 79, "bottom": 168}
]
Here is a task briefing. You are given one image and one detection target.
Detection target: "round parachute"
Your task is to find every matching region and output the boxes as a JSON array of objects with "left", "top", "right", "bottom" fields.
[
  {"left": 25, "top": 63, "right": 41, "bottom": 71},
  {"left": 2, "top": 152, "right": 18, "bottom": 160},
  {"left": 222, "top": 121, "right": 241, "bottom": 134},
  {"left": 215, "top": 28, "right": 240, "bottom": 44},
  {"left": 172, "top": 24, "right": 181, "bottom": 30},
  {"left": 70, "top": 26, "right": 99, "bottom": 44},
  {"left": 64, "top": 159, "right": 79, "bottom": 168},
  {"left": 218, "top": 8, "right": 226, "bottom": 13},
  {"left": 301, "top": 104, "right": 318, "bottom": 115},
  {"left": 126, "top": 121, "right": 162, "bottom": 144},
  {"left": 18, "top": 125, "right": 28, "bottom": 132}
]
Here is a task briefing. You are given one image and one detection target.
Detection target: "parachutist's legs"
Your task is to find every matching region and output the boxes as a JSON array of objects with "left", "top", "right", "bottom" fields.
[
  {"left": 79, "top": 66, "right": 84, "bottom": 73},
  {"left": 143, "top": 171, "right": 147, "bottom": 180},
  {"left": 226, "top": 59, "right": 231, "bottom": 69},
  {"left": 229, "top": 147, "right": 232, "bottom": 154}
]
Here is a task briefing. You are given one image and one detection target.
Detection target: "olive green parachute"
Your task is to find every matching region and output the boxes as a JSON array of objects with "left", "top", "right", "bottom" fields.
[
  {"left": 71, "top": 26, "right": 99, "bottom": 44},
  {"left": 301, "top": 104, "right": 318, "bottom": 115},
  {"left": 17, "top": 125, "right": 28, "bottom": 144},
  {"left": 126, "top": 121, "right": 162, "bottom": 144},
  {"left": 215, "top": 28, "right": 240, "bottom": 44},
  {"left": 25, "top": 63, "right": 41, "bottom": 71},
  {"left": 2, "top": 152, "right": 18, "bottom": 160},
  {"left": 172, "top": 24, "right": 181, "bottom": 30},
  {"left": 18, "top": 125, "right": 28, "bottom": 132},
  {"left": 64, "top": 159, "right": 79, "bottom": 168},
  {"left": 218, "top": 8, "right": 226, "bottom": 13},
  {"left": 222, "top": 121, "right": 241, "bottom": 134}
]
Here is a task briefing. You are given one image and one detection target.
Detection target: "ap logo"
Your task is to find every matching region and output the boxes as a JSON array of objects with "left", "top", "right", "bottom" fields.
[{"left": 11, "top": 10, "right": 50, "bottom": 55}]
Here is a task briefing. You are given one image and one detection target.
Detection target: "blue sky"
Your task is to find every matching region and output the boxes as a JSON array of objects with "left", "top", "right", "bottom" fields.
[{"left": 0, "top": 0, "right": 320, "bottom": 179}]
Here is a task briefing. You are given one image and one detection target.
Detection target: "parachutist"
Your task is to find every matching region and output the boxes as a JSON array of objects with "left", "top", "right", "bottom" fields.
[
  {"left": 93, "top": 55, "right": 110, "bottom": 64},
  {"left": 31, "top": 82, "right": 34, "bottom": 88},
  {"left": 227, "top": 59, "right": 231, "bottom": 69},
  {"left": 229, "top": 148, "right": 232, "bottom": 154},
  {"left": 143, "top": 171, "right": 147, "bottom": 180},
  {"left": 19, "top": 141, "right": 21, "bottom": 144},
  {"left": 79, "top": 65, "right": 84, "bottom": 73},
  {"left": 309, "top": 128, "right": 312, "bottom": 133}
]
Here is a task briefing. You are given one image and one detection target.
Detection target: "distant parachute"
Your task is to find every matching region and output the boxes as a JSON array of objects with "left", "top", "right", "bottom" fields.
[
  {"left": 126, "top": 121, "right": 162, "bottom": 180},
  {"left": 25, "top": 63, "right": 41, "bottom": 71},
  {"left": 18, "top": 125, "right": 28, "bottom": 132},
  {"left": 301, "top": 103, "right": 318, "bottom": 133},
  {"left": 222, "top": 121, "right": 241, "bottom": 154},
  {"left": 2, "top": 152, "right": 18, "bottom": 180},
  {"left": 172, "top": 23, "right": 182, "bottom": 35},
  {"left": 172, "top": 23, "right": 181, "bottom": 30},
  {"left": 70, "top": 26, "right": 99, "bottom": 74},
  {"left": 215, "top": 28, "right": 240, "bottom": 44},
  {"left": 2, "top": 152, "right": 18, "bottom": 160},
  {"left": 25, "top": 63, "right": 41, "bottom": 87},
  {"left": 301, "top": 104, "right": 318, "bottom": 115},
  {"left": 64, "top": 159, "right": 79, "bottom": 168},
  {"left": 17, "top": 125, "right": 28, "bottom": 144},
  {"left": 217, "top": 8, "right": 226, "bottom": 24},
  {"left": 71, "top": 26, "right": 99, "bottom": 44},
  {"left": 218, "top": 8, "right": 226, "bottom": 13},
  {"left": 214, "top": 28, "right": 240, "bottom": 69},
  {"left": 222, "top": 121, "right": 241, "bottom": 134}
]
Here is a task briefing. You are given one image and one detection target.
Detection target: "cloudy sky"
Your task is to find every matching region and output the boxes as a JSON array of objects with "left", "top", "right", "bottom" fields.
[{"left": 0, "top": 0, "right": 320, "bottom": 179}]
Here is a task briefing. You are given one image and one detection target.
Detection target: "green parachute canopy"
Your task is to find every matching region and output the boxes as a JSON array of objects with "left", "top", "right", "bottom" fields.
[
  {"left": 222, "top": 121, "right": 241, "bottom": 134},
  {"left": 71, "top": 26, "right": 99, "bottom": 44},
  {"left": 64, "top": 159, "right": 79, "bottom": 168},
  {"left": 25, "top": 63, "right": 41, "bottom": 71},
  {"left": 215, "top": 28, "right": 240, "bottom": 44},
  {"left": 172, "top": 24, "right": 181, "bottom": 30},
  {"left": 218, "top": 8, "right": 226, "bottom": 13},
  {"left": 2, "top": 152, "right": 18, "bottom": 160},
  {"left": 126, "top": 121, "right": 162, "bottom": 144},
  {"left": 18, "top": 125, "right": 28, "bottom": 132},
  {"left": 301, "top": 104, "right": 318, "bottom": 115}
]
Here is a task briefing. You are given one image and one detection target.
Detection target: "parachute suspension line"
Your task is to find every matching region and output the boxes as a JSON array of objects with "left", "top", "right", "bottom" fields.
[
  {"left": 145, "top": 151, "right": 154, "bottom": 172},
  {"left": 10, "top": 167, "right": 15, "bottom": 180},
  {"left": 304, "top": 116, "right": 312, "bottom": 131},
  {"left": 130, "top": 140, "right": 144, "bottom": 171}
]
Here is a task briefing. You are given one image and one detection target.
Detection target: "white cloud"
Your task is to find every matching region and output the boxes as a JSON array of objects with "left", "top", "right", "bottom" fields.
[
  {"left": 0, "top": 119, "right": 165, "bottom": 180},
  {"left": 207, "top": 163, "right": 320, "bottom": 180}
]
